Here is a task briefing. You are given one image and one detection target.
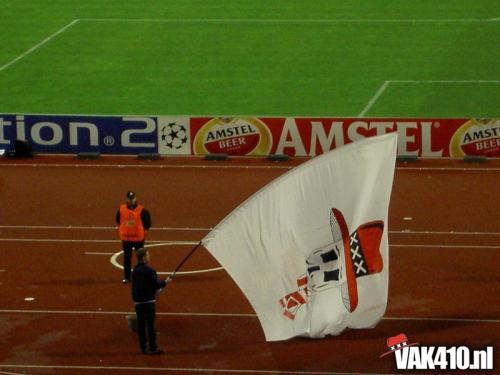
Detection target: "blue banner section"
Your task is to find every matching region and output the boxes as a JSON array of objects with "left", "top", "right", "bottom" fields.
[{"left": 0, "top": 114, "right": 158, "bottom": 154}]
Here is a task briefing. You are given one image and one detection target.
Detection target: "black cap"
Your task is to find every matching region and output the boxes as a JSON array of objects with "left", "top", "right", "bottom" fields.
[{"left": 126, "top": 191, "right": 136, "bottom": 199}]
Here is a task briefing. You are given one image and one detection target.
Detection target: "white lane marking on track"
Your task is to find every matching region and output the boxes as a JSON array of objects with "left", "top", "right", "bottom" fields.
[
  {"left": 391, "top": 244, "right": 500, "bottom": 249},
  {"left": 397, "top": 167, "right": 500, "bottom": 171},
  {"left": 0, "top": 163, "right": 294, "bottom": 170},
  {"left": 0, "top": 239, "right": 192, "bottom": 243},
  {"left": 1, "top": 163, "right": 499, "bottom": 171},
  {"left": 0, "top": 225, "right": 211, "bottom": 231},
  {"left": 0, "top": 363, "right": 404, "bottom": 375},
  {"left": 1, "top": 225, "right": 499, "bottom": 236},
  {"left": 0, "top": 309, "right": 256, "bottom": 317},
  {"left": 0, "top": 370, "right": 31, "bottom": 375},
  {"left": 390, "top": 230, "right": 500, "bottom": 236},
  {"left": 0, "top": 309, "right": 498, "bottom": 323},
  {"left": 1, "top": 237, "right": 498, "bottom": 249},
  {"left": 0, "top": 19, "right": 79, "bottom": 73},
  {"left": 0, "top": 238, "right": 121, "bottom": 243},
  {"left": 382, "top": 316, "right": 500, "bottom": 323}
]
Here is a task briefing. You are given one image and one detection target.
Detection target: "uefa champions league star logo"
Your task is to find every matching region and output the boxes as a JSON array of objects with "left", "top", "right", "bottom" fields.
[{"left": 161, "top": 122, "right": 188, "bottom": 150}]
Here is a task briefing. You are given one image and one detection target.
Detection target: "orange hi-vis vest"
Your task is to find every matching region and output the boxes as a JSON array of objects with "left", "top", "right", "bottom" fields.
[{"left": 119, "top": 204, "right": 145, "bottom": 241}]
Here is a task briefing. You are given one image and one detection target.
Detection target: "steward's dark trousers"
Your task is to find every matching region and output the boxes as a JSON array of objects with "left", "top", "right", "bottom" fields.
[
  {"left": 135, "top": 302, "right": 157, "bottom": 352},
  {"left": 122, "top": 240, "right": 144, "bottom": 280}
]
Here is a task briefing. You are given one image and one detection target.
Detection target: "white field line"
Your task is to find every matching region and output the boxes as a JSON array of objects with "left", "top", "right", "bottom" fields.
[
  {"left": 358, "top": 79, "right": 500, "bottom": 117},
  {"left": 81, "top": 17, "right": 496, "bottom": 23},
  {"left": 0, "top": 19, "right": 79, "bottom": 73},
  {"left": 358, "top": 80, "right": 391, "bottom": 117},
  {"left": 0, "top": 364, "right": 404, "bottom": 375},
  {"left": 1, "top": 225, "right": 499, "bottom": 236},
  {"left": 0, "top": 309, "right": 497, "bottom": 324},
  {"left": 392, "top": 79, "right": 500, "bottom": 83}
]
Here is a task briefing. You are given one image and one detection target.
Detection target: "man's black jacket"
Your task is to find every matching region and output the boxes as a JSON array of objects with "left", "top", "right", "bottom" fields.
[{"left": 132, "top": 262, "right": 166, "bottom": 303}]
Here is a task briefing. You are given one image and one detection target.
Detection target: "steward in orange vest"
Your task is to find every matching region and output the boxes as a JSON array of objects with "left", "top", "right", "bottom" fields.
[
  {"left": 119, "top": 203, "right": 146, "bottom": 242},
  {"left": 115, "top": 191, "right": 151, "bottom": 283}
]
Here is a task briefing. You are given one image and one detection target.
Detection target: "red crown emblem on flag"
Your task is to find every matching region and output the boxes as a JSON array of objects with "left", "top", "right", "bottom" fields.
[
  {"left": 379, "top": 333, "right": 419, "bottom": 357},
  {"left": 278, "top": 208, "right": 385, "bottom": 320},
  {"left": 330, "top": 208, "right": 384, "bottom": 312}
]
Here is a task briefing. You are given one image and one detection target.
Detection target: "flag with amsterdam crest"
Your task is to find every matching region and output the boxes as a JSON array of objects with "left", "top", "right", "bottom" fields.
[{"left": 203, "top": 133, "right": 398, "bottom": 341}]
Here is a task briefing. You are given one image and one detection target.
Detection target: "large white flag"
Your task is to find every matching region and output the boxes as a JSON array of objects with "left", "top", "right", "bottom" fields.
[{"left": 202, "top": 133, "right": 398, "bottom": 341}]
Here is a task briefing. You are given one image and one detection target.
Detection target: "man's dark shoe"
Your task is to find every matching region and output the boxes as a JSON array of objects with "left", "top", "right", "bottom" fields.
[
  {"left": 148, "top": 348, "right": 165, "bottom": 355},
  {"left": 122, "top": 278, "right": 130, "bottom": 284}
]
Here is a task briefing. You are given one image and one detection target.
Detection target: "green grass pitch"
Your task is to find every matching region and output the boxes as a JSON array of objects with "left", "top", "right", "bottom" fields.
[{"left": 0, "top": 1, "right": 499, "bottom": 117}]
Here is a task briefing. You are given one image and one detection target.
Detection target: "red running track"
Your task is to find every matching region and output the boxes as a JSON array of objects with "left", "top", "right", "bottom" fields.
[{"left": 0, "top": 155, "right": 498, "bottom": 374}]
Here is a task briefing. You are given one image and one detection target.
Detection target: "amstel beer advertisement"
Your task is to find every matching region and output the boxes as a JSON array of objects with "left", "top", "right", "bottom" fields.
[{"left": 1, "top": 114, "right": 498, "bottom": 157}]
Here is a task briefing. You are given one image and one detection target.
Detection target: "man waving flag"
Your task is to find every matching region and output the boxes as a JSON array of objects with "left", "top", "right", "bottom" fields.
[{"left": 202, "top": 133, "right": 398, "bottom": 341}]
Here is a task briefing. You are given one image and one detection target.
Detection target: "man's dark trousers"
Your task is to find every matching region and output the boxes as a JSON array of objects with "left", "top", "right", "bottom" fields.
[
  {"left": 135, "top": 302, "right": 157, "bottom": 352},
  {"left": 123, "top": 241, "right": 144, "bottom": 281}
]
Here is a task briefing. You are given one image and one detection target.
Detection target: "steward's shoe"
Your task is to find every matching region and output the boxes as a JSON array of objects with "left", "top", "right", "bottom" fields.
[{"left": 122, "top": 278, "right": 130, "bottom": 284}]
